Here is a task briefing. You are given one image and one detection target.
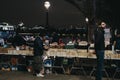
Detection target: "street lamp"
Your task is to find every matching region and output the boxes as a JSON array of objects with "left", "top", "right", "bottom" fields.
[
  {"left": 44, "top": 1, "right": 51, "bottom": 29},
  {"left": 85, "top": 17, "right": 89, "bottom": 23},
  {"left": 85, "top": 17, "right": 89, "bottom": 52},
  {"left": 85, "top": 17, "right": 89, "bottom": 42}
]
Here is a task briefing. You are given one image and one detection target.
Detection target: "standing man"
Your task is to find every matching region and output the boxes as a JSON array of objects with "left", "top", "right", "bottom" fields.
[
  {"left": 33, "top": 33, "right": 45, "bottom": 77},
  {"left": 94, "top": 21, "right": 106, "bottom": 80},
  {"left": 113, "top": 30, "right": 120, "bottom": 51}
]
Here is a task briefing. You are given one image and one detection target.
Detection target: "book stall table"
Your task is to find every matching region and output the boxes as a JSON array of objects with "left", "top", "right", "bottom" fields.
[
  {"left": 0, "top": 49, "right": 33, "bottom": 71},
  {"left": 46, "top": 49, "right": 120, "bottom": 79},
  {"left": 0, "top": 48, "right": 120, "bottom": 79}
]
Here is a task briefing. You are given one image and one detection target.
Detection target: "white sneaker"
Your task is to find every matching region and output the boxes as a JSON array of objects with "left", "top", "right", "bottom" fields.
[{"left": 36, "top": 73, "right": 44, "bottom": 77}]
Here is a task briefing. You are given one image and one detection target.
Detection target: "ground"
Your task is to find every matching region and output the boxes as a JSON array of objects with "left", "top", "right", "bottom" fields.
[{"left": 0, "top": 71, "right": 115, "bottom": 80}]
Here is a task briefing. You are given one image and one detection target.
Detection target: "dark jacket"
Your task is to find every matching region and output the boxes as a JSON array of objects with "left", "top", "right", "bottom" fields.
[
  {"left": 94, "top": 27, "right": 105, "bottom": 51},
  {"left": 13, "top": 34, "right": 26, "bottom": 47},
  {"left": 114, "top": 35, "right": 120, "bottom": 50},
  {"left": 33, "top": 36, "right": 44, "bottom": 56}
]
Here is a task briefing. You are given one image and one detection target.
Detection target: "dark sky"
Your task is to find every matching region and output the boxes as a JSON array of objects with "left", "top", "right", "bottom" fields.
[
  {"left": 0, "top": 0, "right": 85, "bottom": 27},
  {"left": 0, "top": 0, "right": 119, "bottom": 28},
  {"left": 0, "top": 0, "right": 46, "bottom": 26},
  {"left": 102, "top": 0, "right": 120, "bottom": 28}
]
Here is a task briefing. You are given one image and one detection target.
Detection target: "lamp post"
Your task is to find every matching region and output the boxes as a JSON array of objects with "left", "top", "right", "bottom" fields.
[
  {"left": 44, "top": 1, "right": 51, "bottom": 29},
  {"left": 85, "top": 17, "right": 89, "bottom": 52},
  {"left": 85, "top": 17, "right": 89, "bottom": 43}
]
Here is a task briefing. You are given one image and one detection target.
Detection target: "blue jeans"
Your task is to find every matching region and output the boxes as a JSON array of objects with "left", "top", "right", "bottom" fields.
[{"left": 96, "top": 50, "right": 104, "bottom": 80}]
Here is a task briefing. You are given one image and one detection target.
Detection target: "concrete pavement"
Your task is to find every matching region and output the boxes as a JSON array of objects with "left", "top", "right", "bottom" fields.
[{"left": 0, "top": 71, "right": 112, "bottom": 80}]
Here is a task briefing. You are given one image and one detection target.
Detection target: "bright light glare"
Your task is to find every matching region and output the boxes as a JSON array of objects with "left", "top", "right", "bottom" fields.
[
  {"left": 44, "top": 1, "right": 50, "bottom": 9},
  {"left": 85, "top": 17, "right": 89, "bottom": 22}
]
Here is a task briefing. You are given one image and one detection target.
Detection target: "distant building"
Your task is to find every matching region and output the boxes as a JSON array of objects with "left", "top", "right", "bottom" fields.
[
  {"left": 0, "top": 22, "right": 15, "bottom": 39},
  {"left": 0, "top": 22, "right": 14, "bottom": 31}
]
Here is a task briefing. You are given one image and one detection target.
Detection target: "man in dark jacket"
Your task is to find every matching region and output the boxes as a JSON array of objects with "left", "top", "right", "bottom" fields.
[
  {"left": 13, "top": 33, "right": 26, "bottom": 48},
  {"left": 94, "top": 22, "right": 106, "bottom": 80},
  {"left": 33, "top": 33, "right": 44, "bottom": 77}
]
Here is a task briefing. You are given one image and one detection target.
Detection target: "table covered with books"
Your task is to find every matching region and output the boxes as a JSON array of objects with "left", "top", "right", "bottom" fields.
[
  {"left": 0, "top": 47, "right": 120, "bottom": 59},
  {"left": 46, "top": 49, "right": 120, "bottom": 60}
]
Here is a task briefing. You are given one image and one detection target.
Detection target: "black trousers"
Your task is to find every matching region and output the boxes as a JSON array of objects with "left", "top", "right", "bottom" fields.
[{"left": 33, "top": 56, "right": 43, "bottom": 74}]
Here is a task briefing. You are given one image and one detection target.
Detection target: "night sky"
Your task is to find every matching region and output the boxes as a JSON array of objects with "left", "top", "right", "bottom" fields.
[
  {"left": 0, "top": 0, "right": 120, "bottom": 28},
  {"left": 102, "top": 0, "right": 120, "bottom": 29}
]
